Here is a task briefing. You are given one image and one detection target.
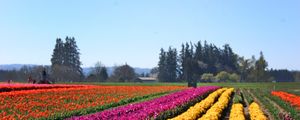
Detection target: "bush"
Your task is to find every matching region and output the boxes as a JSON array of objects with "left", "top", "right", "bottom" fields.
[
  {"left": 201, "top": 73, "right": 214, "bottom": 82},
  {"left": 229, "top": 73, "right": 241, "bottom": 82},
  {"left": 215, "top": 71, "right": 230, "bottom": 82}
]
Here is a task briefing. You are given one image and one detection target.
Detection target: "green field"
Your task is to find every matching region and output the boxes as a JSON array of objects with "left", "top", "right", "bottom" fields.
[
  {"left": 62, "top": 82, "right": 300, "bottom": 89},
  {"left": 60, "top": 81, "right": 300, "bottom": 97}
]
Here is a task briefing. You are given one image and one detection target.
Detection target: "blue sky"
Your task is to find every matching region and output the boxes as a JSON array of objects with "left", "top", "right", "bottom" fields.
[{"left": 0, "top": 0, "right": 299, "bottom": 70}]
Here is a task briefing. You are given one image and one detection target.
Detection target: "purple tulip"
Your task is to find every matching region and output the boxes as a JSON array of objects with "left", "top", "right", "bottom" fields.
[{"left": 68, "top": 86, "right": 220, "bottom": 120}]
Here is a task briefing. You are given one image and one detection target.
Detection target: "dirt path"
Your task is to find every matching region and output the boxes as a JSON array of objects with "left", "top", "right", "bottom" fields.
[
  {"left": 265, "top": 97, "right": 285, "bottom": 113},
  {"left": 222, "top": 93, "right": 234, "bottom": 120},
  {"left": 265, "top": 97, "right": 295, "bottom": 120},
  {"left": 240, "top": 89, "right": 250, "bottom": 120}
]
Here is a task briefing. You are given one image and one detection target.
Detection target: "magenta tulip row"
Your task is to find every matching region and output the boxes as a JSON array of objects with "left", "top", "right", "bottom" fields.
[{"left": 68, "top": 86, "right": 220, "bottom": 120}]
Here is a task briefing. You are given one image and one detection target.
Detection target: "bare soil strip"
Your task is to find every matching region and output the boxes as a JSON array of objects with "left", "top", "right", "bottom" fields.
[{"left": 240, "top": 89, "right": 250, "bottom": 120}]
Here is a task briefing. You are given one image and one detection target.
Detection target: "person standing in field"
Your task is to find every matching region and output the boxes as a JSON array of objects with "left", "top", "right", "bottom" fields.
[
  {"left": 27, "top": 76, "right": 32, "bottom": 83},
  {"left": 27, "top": 76, "right": 36, "bottom": 84},
  {"left": 38, "top": 68, "right": 50, "bottom": 84},
  {"left": 7, "top": 79, "right": 12, "bottom": 84},
  {"left": 42, "top": 68, "right": 47, "bottom": 81}
]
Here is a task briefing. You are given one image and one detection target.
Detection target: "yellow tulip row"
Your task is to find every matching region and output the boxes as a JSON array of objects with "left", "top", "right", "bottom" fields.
[
  {"left": 229, "top": 103, "right": 245, "bottom": 120},
  {"left": 169, "top": 88, "right": 227, "bottom": 120},
  {"left": 198, "top": 88, "right": 234, "bottom": 120},
  {"left": 249, "top": 102, "right": 267, "bottom": 120}
]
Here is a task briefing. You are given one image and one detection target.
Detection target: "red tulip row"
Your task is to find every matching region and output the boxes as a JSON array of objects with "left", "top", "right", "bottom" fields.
[
  {"left": 272, "top": 91, "right": 300, "bottom": 110},
  {"left": 0, "top": 83, "right": 86, "bottom": 92}
]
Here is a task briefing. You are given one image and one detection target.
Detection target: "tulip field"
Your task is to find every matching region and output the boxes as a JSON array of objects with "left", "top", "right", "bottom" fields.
[
  {"left": 0, "top": 82, "right": 300, "bottom": 120},
  {"left": 0, "top": 84, "right": 184, "bottom": 119}
]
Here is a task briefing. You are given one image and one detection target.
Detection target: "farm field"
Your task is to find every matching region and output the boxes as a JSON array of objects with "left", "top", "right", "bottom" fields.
[
  {"left": 0, "top": 82, "right": 300, "bottom": 120},
  {"left": 1, "top": 0, "right": 300, "bottom": 120},
  {"left": 0, "top": 84, "right": 185, "bottom": 119}
]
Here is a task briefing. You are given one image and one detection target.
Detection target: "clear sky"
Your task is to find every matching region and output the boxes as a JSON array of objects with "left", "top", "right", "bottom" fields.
[{"left": 0, "top": 0, "right": 299, "bottom": 70}]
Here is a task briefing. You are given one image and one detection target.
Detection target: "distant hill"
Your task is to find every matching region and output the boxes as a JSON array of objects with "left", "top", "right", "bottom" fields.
[
  {"left": 83, "top": 67, "right": 151, "bottom": 76},
  {"left": 0, "top": 64, "right": 37, "bottom": 70},
  {"left": 0, "top": 64, "right": 151, "bottom": 76}
]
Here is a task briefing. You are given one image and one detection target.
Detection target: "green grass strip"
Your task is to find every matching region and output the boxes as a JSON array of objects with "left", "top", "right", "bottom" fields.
[{"left": 249, "top": 89, "right": 280, "bottom": 120}]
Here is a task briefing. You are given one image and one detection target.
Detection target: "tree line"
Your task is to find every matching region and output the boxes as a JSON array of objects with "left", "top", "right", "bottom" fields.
[
  {"left": 51, "top": 37, "right": 140, "bottom": 82},
  {"left": 0, "top": 39, "right": 299, "bottom": 83},
  {"left": 0, "top": 65, "right": 51, "bottom": 82},
  {"left": 86, "top": 62, "right": 140, "bottom": 82},
  {"left": 157, "top": 40, "right": 299, "bottom": 83},
  {"left": 0, "top": 36, "right": 139, "bottom": 83},
  {"left": 0, "top": 63, "right": 141, "bottom": 83}
]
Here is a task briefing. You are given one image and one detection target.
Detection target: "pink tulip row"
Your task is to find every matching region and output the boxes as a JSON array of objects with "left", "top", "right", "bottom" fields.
[{"left": 68, "top": 86, "right": 220, "bottom": 120}]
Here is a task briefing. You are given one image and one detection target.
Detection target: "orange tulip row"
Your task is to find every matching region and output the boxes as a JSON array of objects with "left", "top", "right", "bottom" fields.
[
  {"left": 271, "top": 91, "right": 300, "bottom": 110},
  {"left": 0, "top": 85, "right": 185, "bottom": 119}
]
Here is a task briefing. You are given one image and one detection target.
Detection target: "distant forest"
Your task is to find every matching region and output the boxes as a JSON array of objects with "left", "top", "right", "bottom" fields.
[
  {"left": 156, "top": 41, "right": 300, "bottom": 83},
  {"left": 0, "top": 38, "right": 299, "bottom": 83}
]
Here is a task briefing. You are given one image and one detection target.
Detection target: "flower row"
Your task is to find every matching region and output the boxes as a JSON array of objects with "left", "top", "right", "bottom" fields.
[
  {"left": 68, "top": 86, "right": 220, "bottom": 120},
  {"left": 170, "top": 88, "right": 227, "bottom": 120},
  {"left": 229, "top": 103, "right": 245, "bottom": 120},
  {"left": 198, "top": 88, "right": 234, "bottom": 120},
  {"left": 271, "top": 91, "right": 300, "bottom": 110},
  {"left": 0, "top": 85, "right": 184, "bottom": 119},
  {"left": 0, "top": 83, "right": 86, "bottom": 92},
  {"left": 248, "top": 102, "right": 267, "bottom": 120}
]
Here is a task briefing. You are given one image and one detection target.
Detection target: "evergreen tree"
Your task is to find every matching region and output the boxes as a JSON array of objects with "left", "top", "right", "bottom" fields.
[
  {"left": 179, "top": 43, "right": 196, "bottom": 87},
  {"left": 65, "top": 37, "right": 83, "bottom": 80},
  {"left": 202, "top": 41, "right": 209, "bottom": 72},
  {"left": 156, "top": 40, "right": 273, "bottom": 83},
  {"left": 165, "top": 47, "right": 178, "bottom": 82},
  {"left": 194, "top": 41, "right": 206, "bottom": 80},
  {"left": 51, "top": 38, "right": 64, "bottom": 65},
  {"left": 50, "top": 36, "right": 83, "bottom": 82},
  {"left": 51, "top": 38, "right": 65, "bottom": 82},
  {"left": 293, "top": 71, "right": 300, "bottom": 82},
  {"left": 158, "top": 48, "right": 168, "bottom": 82},
  {"left": 66, "top": 37, "right": 83, "bottom": 81},
  {"left": 268, "top": 69, "right": 294, "bottom": 82},
  {"left": 222, "top": 44, "right": 238, "bottom": 72},
  {"left": 158, "top": 47, "right": 178, "bottom": 82}
]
